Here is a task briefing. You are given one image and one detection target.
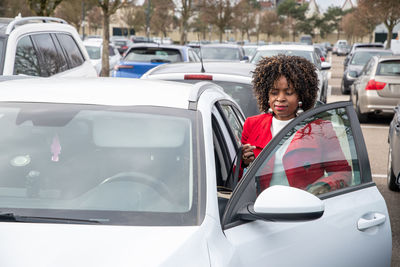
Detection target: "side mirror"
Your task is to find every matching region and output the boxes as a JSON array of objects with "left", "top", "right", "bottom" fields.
[
  {"left": 321, "top": 62, "right": 331, "bottom": 70},
  {"left": 347, "top": 71, "right": 359, "bottom": 78},
  {"left": 238, "top": 185, "right": 324, "bottom": 222}
]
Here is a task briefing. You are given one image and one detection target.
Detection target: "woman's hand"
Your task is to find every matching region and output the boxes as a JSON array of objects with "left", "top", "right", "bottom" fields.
[
  {"left": 307, "top": 182, "right": 331, "bottom": 195},
  {"left": 242, "top": 144, "right": 256, "bottom": 167}
]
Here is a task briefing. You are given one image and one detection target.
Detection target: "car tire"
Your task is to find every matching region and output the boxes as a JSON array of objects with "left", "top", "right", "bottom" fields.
[
  {"left": 355, "top": 96, "right": 368, "bottom": 123},
  {"left": 340, "top": 79, "right": 349, "bottom": 95},
  {"left": 387, "top": 147, "right": 400, "bottom": 191}
]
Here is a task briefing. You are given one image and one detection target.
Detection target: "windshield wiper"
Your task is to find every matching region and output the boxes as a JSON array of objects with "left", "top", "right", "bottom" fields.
[{"left": 0, "top": 213, "right": 102, "bottom": 224}]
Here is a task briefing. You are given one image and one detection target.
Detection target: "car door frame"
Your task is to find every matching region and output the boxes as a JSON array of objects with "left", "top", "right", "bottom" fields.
[{"left": 222, "top": 101, "right": 374, "bottom": 227}]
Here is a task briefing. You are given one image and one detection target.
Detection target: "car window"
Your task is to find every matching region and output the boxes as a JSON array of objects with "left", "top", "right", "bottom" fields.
[
  {"left": 55, "top": 33, "right": 85, "bottom": 68},
  {"left": 125, "top": 48, "right": 183, "bottom": 63},
  {"left": 251, "top": 50, "right": 315, "bottom": 65},
  {"left": 364, "top": 59, "right": 376, "bottom": 75},
  {"left": 13, "top": 35, "right": 40, "bottom": 76},
  {"left": 109, "top": 45, "right": 115, "bottom": 56},
  {"left": 85, "top": 45, "right": 101, "bottom": 60},
  {"left": 31, "top": 33, "right": 68, "bottom": 77},
  {"left": 219, "top": 104, "right": 243, "bottom": 148},
  {"left": 188, "top": 49, "right": 199, "bottom": 62},
  {"left": 201, "top": 47, "right": 240, "bottom": 61},
  {"left": 376, "top": 60, "right": 400, "bottom": 76},
  {"left": 350, "top": 51, "right": 392, "bottom": 65},
  {"left": 252, "top": 107, "right": 359, "bottom": 196},
  {"left": 0, "top": 103, "right": 203, "bottom": 226}
]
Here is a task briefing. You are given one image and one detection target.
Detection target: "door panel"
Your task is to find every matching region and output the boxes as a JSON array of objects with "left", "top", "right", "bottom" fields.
[{"left": 222, "top": 102, "right": 391, "bottom": 266}]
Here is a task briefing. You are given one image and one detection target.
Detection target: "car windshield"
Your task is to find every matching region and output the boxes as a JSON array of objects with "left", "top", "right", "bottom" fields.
[
  {"left": 351, "top": 51, "right": 392, "bottom": 65},
  {"left": 85, "top": 45, "right": 101, "bottom": 60},
  {"left": 114, "top": 40, "right": 127, "bottom": 46},
  {"left": 201, "top": 47, "right": 241, "bottom": 61},
  {"left": 0, "top": 103, "right": 202, "bottom": 226},
  {"left": 376, "top": 60, "right": 400, "bottom": 76},
  {"left": 251, "top": 50, "right": 315, "bottom": 64},
  {"left": 124, "top": 48, "right": 182, "bottom": 63}
]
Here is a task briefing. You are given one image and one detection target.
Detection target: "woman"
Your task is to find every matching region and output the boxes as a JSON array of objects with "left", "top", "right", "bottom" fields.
[{"left": 241, "top": 55, "right": 351, "bottom": 195}]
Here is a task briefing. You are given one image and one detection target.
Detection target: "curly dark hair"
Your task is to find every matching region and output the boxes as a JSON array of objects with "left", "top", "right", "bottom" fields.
[{"left": 252, "top": 54, "right": 319, "bottom": 113}]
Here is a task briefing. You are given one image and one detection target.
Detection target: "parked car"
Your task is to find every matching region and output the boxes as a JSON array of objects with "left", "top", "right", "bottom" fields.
[
  {"left": 341, "top": 48, "right": 393, "bottom": 94},
  {"left": 332, "top": 40, "right": 348, "bottom": 55},
  {"left": 84, "top": 39, "right": 121, "bottom": 76},
  {"left": 200, "top": 43, "right": 249, "bottom": 62},
  {"left": 337, "top": 44, "right": 350, "bottom": 56},
  {"left": 314, "top": 45, "right": 327, "bottom": 62},
  {"left": 130, "top": 35, "right": 153, "bottom": 43},
  {"left": 242, "top": 44, "right": 258, "bottom": 61},
  {"left": 112, "top": 43, "right": 200, "bottom": 78},
  {"left": 300, "top": 35, "right": 312, "bottom": 45},
  {"left": 0, "top": 16, "right": 96, "bottom": 77},
  {"left": 0, "top": 77, "right": 391, "bottom": 266},
  {"left": 251, "top": 44, "right": 331, "bottom": 103},
  {"left": 110, "top": 36, "right": 133, "bottom": 55},
  {"left": 351, "top": 55, "right": 400, "bottom": 122},
  {"left": 141, "top": 61, "right": 259, "bottom": 117},
  {"left": 344, "top": 43, "right": 385, "bottom": 66},
  {"left": 388, "top": 104, "right": 400, "bottom": 192}
]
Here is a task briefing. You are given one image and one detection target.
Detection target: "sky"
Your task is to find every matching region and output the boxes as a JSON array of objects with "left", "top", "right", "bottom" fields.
[{"left": 315, "top": 0, "right": 357, "bottom": 13}]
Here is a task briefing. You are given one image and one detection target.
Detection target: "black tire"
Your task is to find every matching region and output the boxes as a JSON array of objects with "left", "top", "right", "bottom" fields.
[
  {"left": 340, "top": 79, "right": 349, "bottom": 95},
  {"left": 387, "top": 147, "right": 400, "bottom": 191},
  {"left": 355, "top": 96, "right": 368, "bottom": 123}
]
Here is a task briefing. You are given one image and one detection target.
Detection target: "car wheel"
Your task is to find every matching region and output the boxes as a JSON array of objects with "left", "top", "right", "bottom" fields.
[
  {"left": 340, "top": 80, "right": 349, "bottom": 95},
  {"left": 355, "top": 95, "right": 368, "bottom": 123},
  {"left": 387, "top": 147, "right": 400, "bottom": 191}
]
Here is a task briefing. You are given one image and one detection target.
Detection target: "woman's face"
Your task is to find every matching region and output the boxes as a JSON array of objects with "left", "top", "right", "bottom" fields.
[{"left": 268, "top": 76, "right": 299, "bottom": 121}]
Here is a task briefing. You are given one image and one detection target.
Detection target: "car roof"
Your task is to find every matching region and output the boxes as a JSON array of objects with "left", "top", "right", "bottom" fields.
[
  {"left": 0, "top": 77, "right": 209, "bottom": 109},
  {"left": 353, "top": 48, "right": 392, "bottom": 53},
  {"left": 256, "top": 44, "right": 314, "bottom": 51},
  {"left": 128, "top": 43, "right": 188, "bottom": 50},
  {"left": 202, "top": 43, "right": 242, "bottom": 48},
  {"left": 0, "top": 16, "right": 68, "bottom": 35},
  {"left": 144, "top": 62, "right": 255, "bottom": 77},
  {"left": 374, "top": 55, "right": 400, "bottom": 61}
]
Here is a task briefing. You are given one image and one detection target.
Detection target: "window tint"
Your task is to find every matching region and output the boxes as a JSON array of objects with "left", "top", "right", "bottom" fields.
[
  {"left": 201, "top": 47, "right": 240, "bottom": 61},
  {"left": 109, "top": 45, "right": 115, "bottom": 56},
  {"left": 85, "top": 46, "right": 101, "bottom": 60},
  {"left": 253, "top": 108, "right": 359, "bottom": 196},
  {"left": 13, "top": 35, "right": 40, "bottom": 76},
  {"left": 31, "top": 33, "right": 66, "bottom": 76},
  {"left": 125, "top": 48, "right": 183, "bottom": 63},
  {"left": 376, "top": 60, "right": 400, "bottom": 76},
  {"left": 56, "top": 33, "right": 85, "bottom": 68},
  {"left": 251, "top": 50, "right": 315, "bottom": 65},
  {"left": 351, "top": 51, "right": 392, "bottom": 65},
  {"left": 220, "top": 104, "right": 243, "bottom": 148}
]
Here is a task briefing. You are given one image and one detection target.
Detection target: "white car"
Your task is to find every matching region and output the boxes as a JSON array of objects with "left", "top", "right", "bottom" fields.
[
  {"left": 251, "top": 44, "right": 331, "bottom": 103},
  {"left": 83, "top": 39, "right": 121, "bottom": 75},
  {"left": 0, "top": 16, "right": 97, "bottom": 77},
  {"left": 0, "top": 77, "right": 391, "bottom": 266}
]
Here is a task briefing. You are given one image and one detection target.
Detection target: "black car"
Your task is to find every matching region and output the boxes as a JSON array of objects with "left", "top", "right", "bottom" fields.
[
  {"left": 388, "top": 104, "right": 400, "bottom": 191},
  {"left": 340, "top": 48, "right": 393, "bottom": 94},
  {"left": 344, "top": 43, "right": 385, "bottom": 66}
]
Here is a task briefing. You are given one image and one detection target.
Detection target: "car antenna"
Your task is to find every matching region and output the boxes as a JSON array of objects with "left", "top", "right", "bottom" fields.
[{"left": 197, "top": 34, "right": 205, "bottom": 73}]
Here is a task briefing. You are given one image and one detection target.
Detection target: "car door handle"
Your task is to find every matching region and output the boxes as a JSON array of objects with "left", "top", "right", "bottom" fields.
[{"left": 357, "top": 213, "right": 386, "bottom": 231}]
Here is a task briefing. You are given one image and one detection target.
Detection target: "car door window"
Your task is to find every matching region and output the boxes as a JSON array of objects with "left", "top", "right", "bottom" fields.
[
  {"left": 13, "top": 35, "right": 40, "bottom": 76},
  {"left": 31, "top": 33, "right": 65, "bottom": 77},
  {"left": 55, "top": 33, "right": 85, "bottom": 68},
  {"left": 219, "top": 102, "right": 243, "bottom": 148},
  {"left": 223, "top": 103, "right": 365, "bottom": 226}
]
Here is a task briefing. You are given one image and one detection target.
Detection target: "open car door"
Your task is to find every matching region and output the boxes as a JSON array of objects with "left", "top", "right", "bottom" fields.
[{"left": 221, "top": 101, "right": 391, "bottom": 267}]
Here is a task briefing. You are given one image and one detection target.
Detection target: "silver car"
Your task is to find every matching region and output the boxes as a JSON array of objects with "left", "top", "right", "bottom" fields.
[{"left": 351, "top": 55, "right": 400, "bottom": 122}]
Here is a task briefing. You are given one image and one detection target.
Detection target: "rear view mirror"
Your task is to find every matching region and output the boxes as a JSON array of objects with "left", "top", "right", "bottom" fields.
[{"left": 348, "top": 71, "right": 359, "bottom": 78}]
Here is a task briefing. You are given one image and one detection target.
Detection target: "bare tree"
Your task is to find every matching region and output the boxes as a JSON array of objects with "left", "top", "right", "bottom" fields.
[
  {"left": 361, "top": 0, "right": 400, "bottom": 48},
  {"left": 26, "top": 0, "right": 64, "bottom": 16},
  {"left": 174, "top": 0, "right": 193, "bottom": 44},
  {"left": 55, "top": 0, "right": 97, "bottom": 31},
  {"left": 232, "top": 0, "right": 256, "bottom": 42},
  {"left": 341, "top": 12, "right": 367, "bottom": 44},
  {"left": 354, "top": 1, "right": 381, "bottom": 43},
  {"left": 88, "top": 6, "right": 103, "bottom": 33},
  {"left": 260, "top": 10, "right": 280, "bottom": 42},
  {"left": 150, "top": 0, "right": 174, "bottom": 39},
  {"left": 96, "top": 0, "right": 127, "bottom": 77},
  {"left": 0, "top": 0, "right": 33, "bottom": 17},
  {"left": 204, "top": 0, "right": 233, "bottom": 43}
]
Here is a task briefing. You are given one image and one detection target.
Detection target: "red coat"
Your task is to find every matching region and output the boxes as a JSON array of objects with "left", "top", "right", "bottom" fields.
[{"left": 241, "top": 113, "right": 352, "bottom": 191}]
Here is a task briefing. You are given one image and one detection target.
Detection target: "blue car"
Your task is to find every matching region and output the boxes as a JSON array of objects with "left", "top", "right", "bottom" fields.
[{"left": 113, "top": 43, "right": 200, "bottom": 78}]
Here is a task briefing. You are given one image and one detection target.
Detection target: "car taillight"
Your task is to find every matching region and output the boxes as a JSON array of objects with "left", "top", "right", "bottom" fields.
[
  {"left": 365, "top": 79, "right": 386, "bottom": 90},
  {"left": 320, "top": 56, "right": 325, "bottom": 62},
  {"left": 184, "top": 74, "right": 213, "bottom": 80},
  {"left": 122, "top": 46, "right": 128, "bottom": 49},
  {"left": 114, "top": 65, "right": 134, "bottom": 71}
]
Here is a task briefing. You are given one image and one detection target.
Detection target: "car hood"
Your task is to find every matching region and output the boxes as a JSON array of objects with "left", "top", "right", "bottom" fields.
[{"left": 0, "top": 222, "right": 210, "bottom": 267}]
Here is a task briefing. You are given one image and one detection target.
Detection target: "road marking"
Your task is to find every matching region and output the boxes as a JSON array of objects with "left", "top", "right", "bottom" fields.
[
  {"left": 372, "top": 174, "right": 387, "bottom": 179},
  {"left": 360, "top": 125, "right": 389, "bottom": 129}
]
